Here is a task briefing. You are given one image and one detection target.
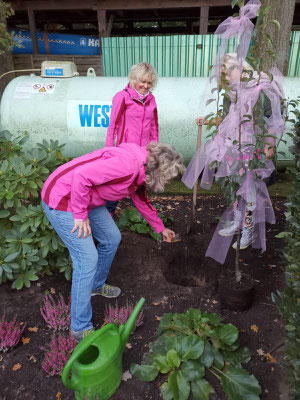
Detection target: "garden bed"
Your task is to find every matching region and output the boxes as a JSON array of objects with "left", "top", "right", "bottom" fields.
[{"left": 0, "top": 194, "right": 288, "bottom": 400}]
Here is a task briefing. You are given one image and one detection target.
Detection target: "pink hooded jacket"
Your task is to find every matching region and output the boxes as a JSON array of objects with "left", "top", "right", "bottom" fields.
[
  {"left": 105, "top": 84, "right": 159, "bottom": 147},
  {"left": 41, "top": 143, "right": 165, "bottom": 233}
]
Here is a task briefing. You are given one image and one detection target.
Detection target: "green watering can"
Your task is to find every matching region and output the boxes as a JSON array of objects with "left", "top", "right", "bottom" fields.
[{"left": 62, "top": 297, "right": 145, "bottom": 400}]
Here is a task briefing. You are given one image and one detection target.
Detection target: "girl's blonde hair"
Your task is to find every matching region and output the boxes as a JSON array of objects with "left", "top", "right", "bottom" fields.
[
  {"left": 223, "top": 53, "right": 254, "bottom": 76},
  {"left": 128, "top": 62, "right": 158, "bottom": 90},
  {"left": 145, "top": 142, "right": 186, "bottom": 193}
]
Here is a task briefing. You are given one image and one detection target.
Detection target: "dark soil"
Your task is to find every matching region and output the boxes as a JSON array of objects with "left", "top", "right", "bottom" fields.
[{"left": 0, "top": 194, "right": 289, "bottom": 400}]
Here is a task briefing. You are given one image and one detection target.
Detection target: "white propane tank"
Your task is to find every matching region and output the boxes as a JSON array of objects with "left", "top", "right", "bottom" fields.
[{"left": 0, "top": 69, "right": 299, "bottom": 163}]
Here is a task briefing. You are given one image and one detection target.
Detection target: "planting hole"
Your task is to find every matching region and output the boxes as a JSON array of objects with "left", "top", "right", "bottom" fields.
[{"left": 162, "top": 246, "right": 219, "bottom": 289}]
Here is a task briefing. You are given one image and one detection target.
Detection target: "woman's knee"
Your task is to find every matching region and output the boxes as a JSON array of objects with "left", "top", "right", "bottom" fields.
[{"left": 110, "top": 228, "right": 121, "bottom": 248}]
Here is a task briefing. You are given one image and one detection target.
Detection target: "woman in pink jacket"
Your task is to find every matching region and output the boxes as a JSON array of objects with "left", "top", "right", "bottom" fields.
[
  {"left": 106, "top": 62, "right": 159, "bottom": 215},
  {"left": 41, "top": 142, "right": 185, "bottom": 342}
]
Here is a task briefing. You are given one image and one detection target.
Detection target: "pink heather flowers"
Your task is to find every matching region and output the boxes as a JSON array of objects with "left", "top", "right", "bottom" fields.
[
  {"left": 41, "top": 333, "right": 77, "bottom": 376},
  {"left": 40, "top": 293, "right": 70, "bottom": 331},
  {"left": 0, "top": 315, "right": 25, "bottom": 352},
  {"left": 104, "top": 303, "right": 143, "bottom": 329}
]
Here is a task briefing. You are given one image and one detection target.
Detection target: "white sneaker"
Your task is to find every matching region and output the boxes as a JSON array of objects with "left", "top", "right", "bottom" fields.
[
  {"left": 219, "top": 208, "right": 241, "bottom": 237},
  {"left": 219, "top": 222, "right": 239, "bottom": 236},
  {"left": 232, "top": 228, "right": 255, "bottom": 250}
]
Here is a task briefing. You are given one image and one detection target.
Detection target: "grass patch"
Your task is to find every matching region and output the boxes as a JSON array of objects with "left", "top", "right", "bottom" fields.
[{"left": 163, "top": 172, "right": 294, "bottom": 198}]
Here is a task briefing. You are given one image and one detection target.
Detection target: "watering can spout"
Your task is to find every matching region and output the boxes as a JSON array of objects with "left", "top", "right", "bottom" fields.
[{"left": 120, "top": 297, "right": 145, "bottom": 351}]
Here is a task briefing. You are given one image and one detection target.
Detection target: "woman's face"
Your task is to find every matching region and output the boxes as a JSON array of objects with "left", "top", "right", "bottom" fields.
[{"left": 134, "top": 74, "right": 153, "bottom": 95}]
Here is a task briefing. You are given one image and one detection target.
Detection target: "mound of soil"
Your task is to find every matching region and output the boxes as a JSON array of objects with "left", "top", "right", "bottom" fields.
[{"left": 0, "top": 195, "right": 289, "bottom": 400}]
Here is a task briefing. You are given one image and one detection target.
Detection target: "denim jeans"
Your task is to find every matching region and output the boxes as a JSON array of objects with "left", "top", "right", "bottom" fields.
[{"left": 42, "top": 201, "right": 121, "bottom": 332}]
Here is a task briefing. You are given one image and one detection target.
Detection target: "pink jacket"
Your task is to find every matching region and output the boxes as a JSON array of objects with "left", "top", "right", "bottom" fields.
[
  {"left": 105, "top": 84, "right": 159, "bottom": 147},
  {"left": 41, "top": 143, "right": 165, "bottom": 233}
]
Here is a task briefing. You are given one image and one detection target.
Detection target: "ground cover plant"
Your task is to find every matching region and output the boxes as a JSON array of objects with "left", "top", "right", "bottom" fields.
[
  {"left": 131, "top": 308, "right": 261, "bottom": 400},
  {"left": 117, "top": 206, "right": 173, "bottom": 241}
]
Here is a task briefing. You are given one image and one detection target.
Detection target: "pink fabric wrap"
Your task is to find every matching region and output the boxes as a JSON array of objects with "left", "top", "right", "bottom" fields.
[{"left": 182, "top": 0, "right": 286, "bottom": 264}]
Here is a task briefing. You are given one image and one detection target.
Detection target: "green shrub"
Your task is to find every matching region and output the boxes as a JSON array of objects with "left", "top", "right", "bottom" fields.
[
  {"left": 0, "top": 130, "right": 71, "bottom": 289},
  {"left": 273, "top": 101, "right": 300, "bottom": 398}
]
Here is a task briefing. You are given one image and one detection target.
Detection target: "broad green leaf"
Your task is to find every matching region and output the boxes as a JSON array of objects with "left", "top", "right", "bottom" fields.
[
  {"left": 14, "top": 277, "right": 24, "bottom": 290},
  {"left": 4, "top": 252, "right": 19, "bottom": 262},
  {"left": 25, "top": 272, "right": 38, "bottom": 281},
  {"left": 199, "top": 341, "right": 214, "bottom": 368},
  {"left": 158, "top": 313, "right": 176, "bottom": 335},
  {"left": 191, "top": 378, "right": 212, "bottom": 400},
  {"left": 130, "top": 363, "right": 159, "bottom": 382},
  {"left": 0, "top": 209, "right": 10, "bottom": 218},
  {"left": 212, "top": 347, "right": 224, "bottom": 369},
  {"left": 222, "top": 346, "right": 252, "bottom": 365},
  {"left": 128, "top": 208, "right": 143, "bottom": 222},
  {"left": 215, "top": 324, "right": 239, "bottom": 346},
  {"left": 136, "top": 224, "right": 149, "bottom": 233},
  {"left": 201, "top": 312, "right": 221, "bottom": 326},
  {"left": 178, "top": 336, "right": 204, "bottom": 361},
  {"left": 154, "top": 355, "right": 172, "bottom": 373},
  {"left": 220, "top": 366, "right": 262, "bottom": 400},
  {"left": 180, "top": 360, "right": 205, "bottom": 381},
  {"left": 168, "top": 371, "right": 190, "bottom": 400},
  {"left": 160, "top": 383, "right": 173, "bottom": 400},
  {"left": 166, "top": 350, "right": 181, "bottom": 369}
]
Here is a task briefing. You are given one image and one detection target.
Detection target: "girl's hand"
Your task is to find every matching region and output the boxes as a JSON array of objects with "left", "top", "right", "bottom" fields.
[
  {"left": 71, "top": 218, "right": 92, "bottom": 238},
  {"left": 264, "top": 144, "right": 275, "bottom": 160},
  {"left": 161, "top": 228, "right": 175, "bottom": 243}
]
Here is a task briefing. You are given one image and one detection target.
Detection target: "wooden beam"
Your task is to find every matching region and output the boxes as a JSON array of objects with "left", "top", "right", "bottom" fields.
[
  {"left": 199, "top": 6, "right": 209, "bottom": 34},
  {"left": 107, "top": 14, "right": 114, "bottom": 37},
  {"left": 27, "top": 8, "right": 39, "bottom": 54},
  {"left": 12, "top": 0, "right": 232, "bottom": 11},
  {"left": 97, "top": 9, "right": 107, "bottom": 37}
]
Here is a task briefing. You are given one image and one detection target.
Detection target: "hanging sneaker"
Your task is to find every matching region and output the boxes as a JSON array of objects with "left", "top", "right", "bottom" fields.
[
  {"left": 232, "top": 227, "right": 255, "bottom": 250},
  {"left": 219, "top": 209, "right": 241, "bottom": 236},
  {"left": 91, "top": 284, "right": 121, "bottom": 298}
]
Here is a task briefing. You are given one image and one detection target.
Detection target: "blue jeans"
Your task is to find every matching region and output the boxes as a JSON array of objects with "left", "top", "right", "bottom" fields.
[{"left": 42, "top": 201, "right": 121, "bottom": 332}]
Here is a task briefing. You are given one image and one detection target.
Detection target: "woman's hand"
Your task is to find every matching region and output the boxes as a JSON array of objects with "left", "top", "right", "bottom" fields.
[
  {"left": 161, "top": 228, "right": 175, "bottom": 243},
  {"left": 71, "top": 219, "right": 92, "bottom": 238}
]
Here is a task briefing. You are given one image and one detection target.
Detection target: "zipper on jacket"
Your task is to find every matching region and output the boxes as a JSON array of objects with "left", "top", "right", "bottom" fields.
[{"left": 140, "top": 103, "right": 146, "bottom": 146}]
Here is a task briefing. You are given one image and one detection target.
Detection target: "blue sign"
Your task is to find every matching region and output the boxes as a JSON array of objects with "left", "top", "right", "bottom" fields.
[{"left": 45, "top": 68, "right": 64, "bottom": 76}]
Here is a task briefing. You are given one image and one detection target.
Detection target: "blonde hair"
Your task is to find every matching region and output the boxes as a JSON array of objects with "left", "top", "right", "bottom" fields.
[
  {"left": 145, "top": 142, "right": 186, "bottom": 193},
  {"left": 128, "top": 62, "right": 158, "bottom": 90}
]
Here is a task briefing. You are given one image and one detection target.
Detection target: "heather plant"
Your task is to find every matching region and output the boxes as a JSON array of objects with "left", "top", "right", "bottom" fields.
[
  {"left": 104, "top": 302, "right": 144, "bottom": 329},
  {"left": 40, "top": 293, "right": 71, "bottom": 331},
  {"left": 0, "top": 130, "right": 72, "bottom": 289},
  {"left": 40, "top": 333, "right": 77, "bottom": 376},
  {"left": 0, "top": 315, "right": 25, "bottom": 352}
]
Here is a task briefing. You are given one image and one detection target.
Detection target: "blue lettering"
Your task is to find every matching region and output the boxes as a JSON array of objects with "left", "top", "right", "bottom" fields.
[
  {"left": 94, "top": 105, "right": 101, "bottom": 127},
  {"left": 79, "top": 105, "right": 94, "bottom": 127},
  {"left": 101, "top": 105, "right": 111, "bottom": 128}
]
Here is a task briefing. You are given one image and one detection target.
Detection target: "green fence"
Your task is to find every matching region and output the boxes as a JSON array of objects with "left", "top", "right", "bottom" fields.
[{"left": 102, "top": 31, "right": 300, "bottom": 78}]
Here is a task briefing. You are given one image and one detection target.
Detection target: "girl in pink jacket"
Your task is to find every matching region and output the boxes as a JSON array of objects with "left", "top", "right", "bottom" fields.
[
  {"left": 106, "top": 62, "right": 159, "bottom": 214},
  {"left": 41, "top": 142, "right": 185, "bottom": 342}
]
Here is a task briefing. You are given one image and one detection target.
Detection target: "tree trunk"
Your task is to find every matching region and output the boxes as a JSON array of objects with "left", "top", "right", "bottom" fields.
[
  {"left": 255, "top": 0, "right": 296, "bottom": 75},
  {"left": 0, "top": 4, "right": 15, "bottom": 99}
]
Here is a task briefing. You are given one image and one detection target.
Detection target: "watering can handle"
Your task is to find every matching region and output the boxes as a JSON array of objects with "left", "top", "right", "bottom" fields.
[{"left": 62, "top": 325, "right": 114, "bottom": 390}]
